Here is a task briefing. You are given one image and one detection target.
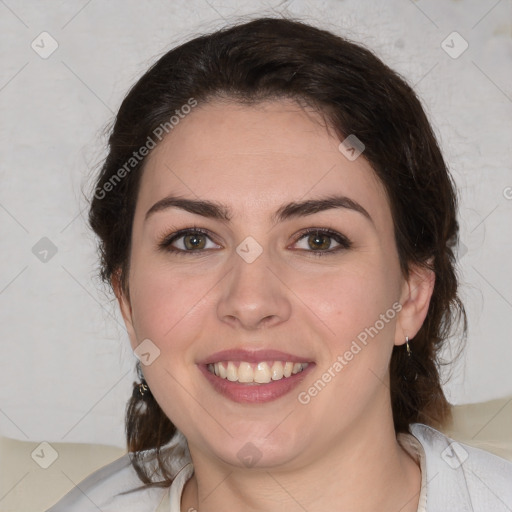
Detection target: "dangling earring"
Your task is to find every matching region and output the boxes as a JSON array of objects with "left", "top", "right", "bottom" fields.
[
  {"left": 133, "top": 378, "right": 150, "bottom": 399},
  {"left": 403, "top": 336, "right": 417, "bottom": 382},
  {"left": 406, "top": 336, "right": 411, "bottom": 357},
  {"left": 133, "top": 360, "right": 151, "bottom": 399},
  {"left": 139, "top": 380, "right": 149, "bottom": 397}
]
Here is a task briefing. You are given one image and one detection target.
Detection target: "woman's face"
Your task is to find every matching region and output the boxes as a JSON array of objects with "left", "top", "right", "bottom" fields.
[{"left": 118, "top": 99, "right": 431, "bottom": 469}]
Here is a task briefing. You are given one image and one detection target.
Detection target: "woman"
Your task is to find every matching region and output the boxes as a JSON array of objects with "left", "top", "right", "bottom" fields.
[{"left": 47, "top": 17, "right": 512, "bottom": 512}]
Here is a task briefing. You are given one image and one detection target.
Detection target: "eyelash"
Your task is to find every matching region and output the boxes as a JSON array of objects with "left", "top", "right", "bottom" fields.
[{"left": 158, "top": 226, "right": 352, "bottom": 257}]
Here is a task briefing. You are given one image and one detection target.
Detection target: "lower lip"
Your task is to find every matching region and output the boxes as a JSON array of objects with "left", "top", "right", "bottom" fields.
[{"left": 198, "top": 363, "right": 315, "bottom": 403}]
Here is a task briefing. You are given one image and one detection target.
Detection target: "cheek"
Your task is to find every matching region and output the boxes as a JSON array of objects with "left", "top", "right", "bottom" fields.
[
  {"left": 127, "top": 256, "right": 211, "bottom": 351},
  {"left": 298, "top": 260, "right": 399, "bottom": 337},
  {"left": 126, "top": 261, "right": 213, "bottom": 426},
  {"left": 302, "top": 260, "right": 402, "bottom": 405},
  {"left": 296, "top": 265, "right": 401, "bottom": 415}
]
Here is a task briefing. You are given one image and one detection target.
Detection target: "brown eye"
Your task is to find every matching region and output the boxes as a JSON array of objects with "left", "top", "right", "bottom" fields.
[
  {"left": 182, "top": 232, "right": 207, "bottom": 250},
  {"left": 159, "top": 228, "right": 220, "bottom": 254},
  {"left": 293, "top": 228, "right": 351, "bottom": 255},
  {"left": 306, "top": 232, "right": 332, "bottom": 251}
]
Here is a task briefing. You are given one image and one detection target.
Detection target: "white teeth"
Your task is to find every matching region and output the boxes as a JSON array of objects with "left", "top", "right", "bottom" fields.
[
  {"left": 271, "top": 361, "right": 284, "bottom": 380},
  {"left": 292, "top": 362, "right": 302, "bottom": 374},
  {"left": 218, "top": 362, "right": 227, "bottom": 379},
  {"left": 226, "top": 361, "right": 238, "bottom": 382},
  {"left": 254, "top": 362, "right": 271, "bottom": 383},
  {"left": 209, "top": 361, "right": 308, "bottom": 384},
  {"left": 238, "top": 362, "right": 254, "bottom": 383}
]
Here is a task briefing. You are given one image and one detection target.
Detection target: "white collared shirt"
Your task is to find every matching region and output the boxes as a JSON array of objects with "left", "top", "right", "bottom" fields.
[{"left": 46, "top": 423, "right": 512, "bottom": 511}]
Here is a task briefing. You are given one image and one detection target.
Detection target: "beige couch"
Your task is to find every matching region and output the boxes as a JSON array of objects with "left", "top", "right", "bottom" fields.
[{"left": 1, "top": 396, "right": 511, "bottom": 512}]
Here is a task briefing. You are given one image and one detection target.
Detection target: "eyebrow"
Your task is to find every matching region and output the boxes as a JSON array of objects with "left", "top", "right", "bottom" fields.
[{"left": 145, "top": 194, "right": 373, "bottom": 225}]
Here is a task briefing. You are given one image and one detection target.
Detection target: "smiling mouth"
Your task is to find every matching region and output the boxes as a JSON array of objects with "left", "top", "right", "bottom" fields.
[{"left": 207, "top": 360, "right": 309, "bottom": 384}]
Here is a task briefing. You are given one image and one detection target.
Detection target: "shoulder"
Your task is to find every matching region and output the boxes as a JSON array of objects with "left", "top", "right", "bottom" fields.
[
  {"left": 410, "top": 423, "right": 512, "bottom": 511},
  {"left": 46, "top": 430, "right": 191, "bottom": 511},
  {"left": 45, "top": 453, "right": 168, "bottom": 512}
]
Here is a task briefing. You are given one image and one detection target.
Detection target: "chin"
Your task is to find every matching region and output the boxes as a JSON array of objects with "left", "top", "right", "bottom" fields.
[{"left": 204, "top": 428, "right": 307, "bottom": 471}]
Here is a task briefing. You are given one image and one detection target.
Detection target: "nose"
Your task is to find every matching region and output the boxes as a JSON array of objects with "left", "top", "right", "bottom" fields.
[{"left": 216, "top": 246, "right": 292, "bottom": 330}]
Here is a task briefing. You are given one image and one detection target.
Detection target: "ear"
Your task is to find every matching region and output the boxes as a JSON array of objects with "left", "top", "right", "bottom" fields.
[
  {"left": 112, "top": 270, "right": 137, "bottom": 350},
  {"left": 395, "top": 263, "right": 435, "bottom": 346}
]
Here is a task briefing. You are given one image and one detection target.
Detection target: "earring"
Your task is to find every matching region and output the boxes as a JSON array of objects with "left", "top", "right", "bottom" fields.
[
  {"left": 140, "top": 382, "right": 149, "bottom": 395},
  {"left": 134, "top": 360, "right": 151, "bottom": 399},
  {"left": 406, "top": 336, "right": 411, "bottom": 357},
  {"left": 133, "top": 379, "right": 150, "bottom": 399}
]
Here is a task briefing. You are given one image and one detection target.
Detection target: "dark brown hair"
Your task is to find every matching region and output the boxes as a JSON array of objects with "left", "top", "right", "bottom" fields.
[{"left": 88, "top": 16, "right": 466, "bottom": 488}]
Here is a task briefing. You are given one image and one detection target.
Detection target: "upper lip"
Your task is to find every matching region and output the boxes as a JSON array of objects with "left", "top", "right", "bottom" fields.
[{"left": 198, "top": 349, "right": 314, "bottom": 365}]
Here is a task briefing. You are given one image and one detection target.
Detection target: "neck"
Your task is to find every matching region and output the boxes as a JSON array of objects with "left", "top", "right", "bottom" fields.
[{"left": 181, "top": 399, "right": 421, "bottom": 512}]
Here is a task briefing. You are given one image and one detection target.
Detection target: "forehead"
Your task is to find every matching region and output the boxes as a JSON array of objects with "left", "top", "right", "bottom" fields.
[{"left": 135, "top": 99, "right": 389, "bottom": 225}]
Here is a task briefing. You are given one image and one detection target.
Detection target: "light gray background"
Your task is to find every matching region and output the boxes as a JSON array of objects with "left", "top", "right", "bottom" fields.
[{"left": 1, "top": 0, "right": 511, "bottom": 449}]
